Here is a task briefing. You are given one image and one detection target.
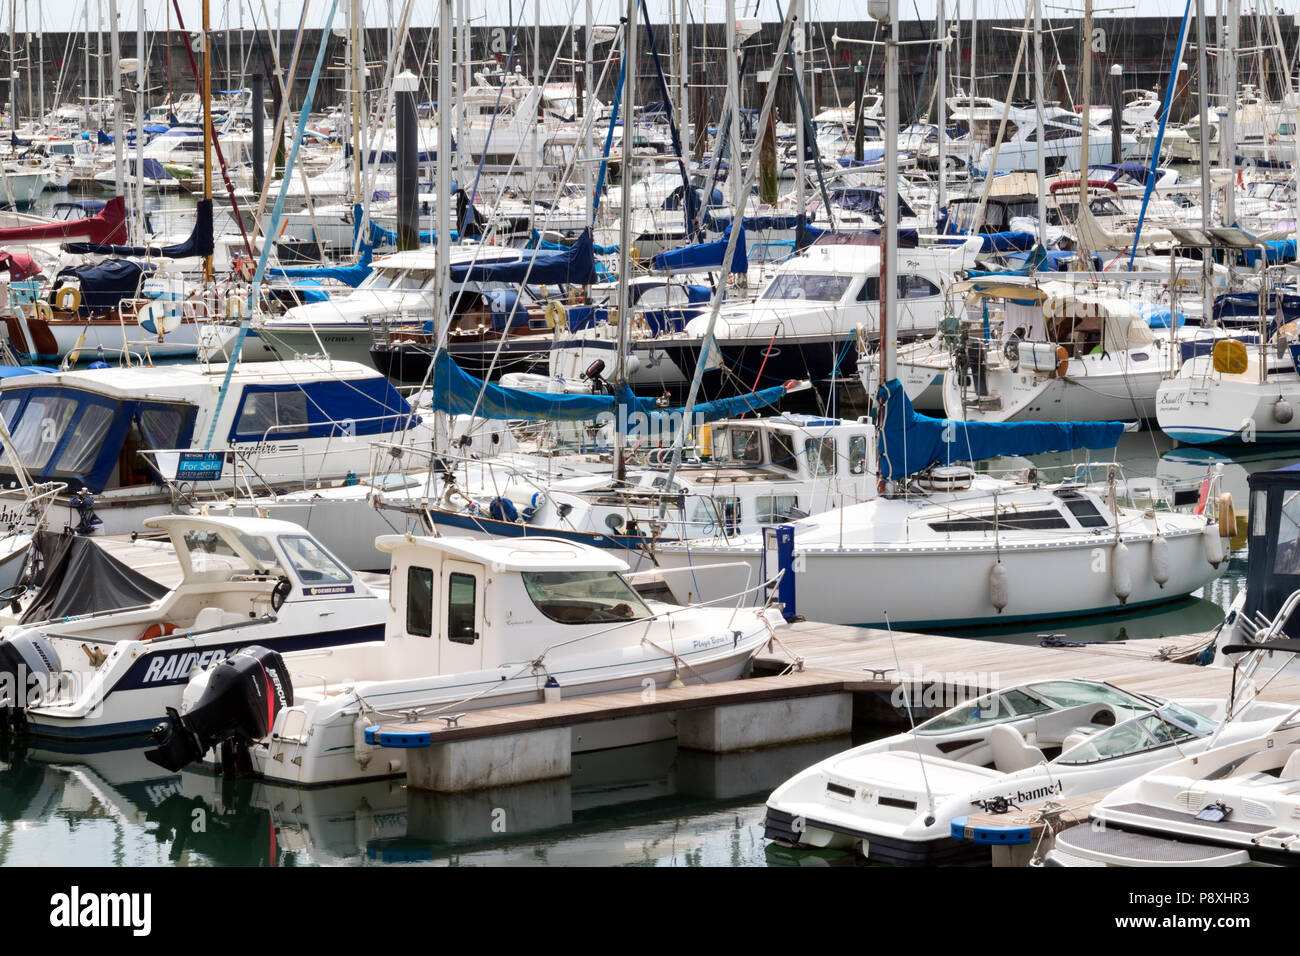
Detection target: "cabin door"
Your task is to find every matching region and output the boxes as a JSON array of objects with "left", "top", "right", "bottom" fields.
[{"left": 439, "top": 561, "right": 485, "bottom": 673}]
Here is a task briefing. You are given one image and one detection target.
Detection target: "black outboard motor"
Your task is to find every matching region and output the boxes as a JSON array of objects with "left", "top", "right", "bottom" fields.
[
  {"left": 145, "top": 645, "right": 293, "bottom": 777},
  {"left": 0, "top": 631, "right": 61, "bottom": 733}
]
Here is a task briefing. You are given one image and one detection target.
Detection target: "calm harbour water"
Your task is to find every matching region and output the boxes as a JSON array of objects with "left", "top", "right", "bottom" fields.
[{"left": 12, "top": 187, "right": 1293, "bottom": 867}]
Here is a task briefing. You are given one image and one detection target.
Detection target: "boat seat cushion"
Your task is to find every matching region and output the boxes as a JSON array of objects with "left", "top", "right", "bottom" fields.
[{"left": 989, "top": 724, "right": 1046, "bottom": 774}]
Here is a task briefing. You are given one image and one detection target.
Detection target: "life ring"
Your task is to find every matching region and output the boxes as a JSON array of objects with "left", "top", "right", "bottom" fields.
[
  {"left": 54, "top": 286, "right": 82, "bottom": 313},
  {"left": 543, "top": 300, "right": 565, "bottom": 329},
  {"left": 1055, "top": 346, "right": 1069, "bottom": 378},
  {"left": 140, "top": 622, "right": 178, "bottom": 641},
  {"left": 34, "top": 300, "right": 52, "bottom": 322},
  {"left": 1217, "top": 492, "right": 1237, "bottom": 538}
]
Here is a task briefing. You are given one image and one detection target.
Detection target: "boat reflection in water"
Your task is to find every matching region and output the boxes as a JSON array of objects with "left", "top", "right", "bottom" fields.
[{"left": 0, "top": 734, "right": 865, "bottom": 866}]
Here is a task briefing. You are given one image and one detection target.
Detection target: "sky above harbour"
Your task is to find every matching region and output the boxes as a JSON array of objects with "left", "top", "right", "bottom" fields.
[{"left": 39, "top": 0, "right": 1269, "bottom": 34}]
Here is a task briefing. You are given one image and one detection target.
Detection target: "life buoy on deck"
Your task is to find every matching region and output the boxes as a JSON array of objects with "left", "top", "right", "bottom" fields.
[
  {"left": 140, "top": 622, "right": 178, "bottom": 641},
  {"left": 1055, "top": 346, "right": 1069, "bottom": 378},
  {"left": 54, "top": 287, "right": 81, "bottom": 313},
  {"left": 34, "top": 300, "right": 53, "bottom": 322}
]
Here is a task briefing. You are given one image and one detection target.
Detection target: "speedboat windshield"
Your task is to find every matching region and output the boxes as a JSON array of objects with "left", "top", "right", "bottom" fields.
[
  {"left": 761, "top": 273, "right": 854, "bottom": 302},
  {"left": 1054, "top": 705, "right": 1215, "bottom": 765},
  {"left": 915, "top": 680, "right": 1155, "bottom": 736}
]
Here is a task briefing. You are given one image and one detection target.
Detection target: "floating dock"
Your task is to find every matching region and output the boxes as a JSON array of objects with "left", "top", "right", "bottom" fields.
[{"left": 367, "top": 620, "right": 1300, "bottom": 792}]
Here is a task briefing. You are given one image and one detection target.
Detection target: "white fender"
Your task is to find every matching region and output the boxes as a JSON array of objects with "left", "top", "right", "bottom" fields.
[
  {"left": 989, "top": 560, "right": 1008, "bottom": 612},
  {"left": 353, "top": 712, "right": 373, "bottom": 769},
  {"left": 1203, "top": 521, "right": 1225, "bottom": 568},
  {"left": 1112, "top": 540, "right": 1132, "bottom": 605},
  {"left": 1150, "top": 534, "right": 1170, "bottom": 589}
]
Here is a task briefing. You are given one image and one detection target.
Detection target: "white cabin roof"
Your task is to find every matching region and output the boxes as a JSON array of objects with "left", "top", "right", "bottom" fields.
[{"left": 376, "top": 534, "right": 631, "bottom": 573}]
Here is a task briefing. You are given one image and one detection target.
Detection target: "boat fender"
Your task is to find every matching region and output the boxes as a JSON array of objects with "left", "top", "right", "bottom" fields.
[
  {"left": 1151, "top": 535, "right": 1170, "bottom": 589},
  {"left": 54, "top": 286, "right": 81, "bottom": 313},
  {"left": 225, "top": 295, "right": 248, "bottom": 320},
  {"left": 989, "top": 560, "right": 1008, "bottom": 613},
  {"left": 1054, "top": 346, "right": 1069, "bottom": 378},
  {"left": 1216, "top": 492, "right": 1236, "bottom": 538},
  {"left": 353, "top": 713, "right": 373, "bottom": 769},
  {"left": 1275, "top": 399, "right": 1295, "bottom": 424},
  {"left": 1112, "top": 540, "right": 1132, "bottom": 605},
  {"left": 1203, "top": 521, "right": 1225, "bottom": 567}
]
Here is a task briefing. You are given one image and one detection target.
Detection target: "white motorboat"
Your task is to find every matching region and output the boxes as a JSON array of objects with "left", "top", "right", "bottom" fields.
[
  {"left": 0, "top": 514, "right": 386, "bottom": 742},
  {"left": 145, "top": 534, "right": 785, "bottom": 786},
  {"left": 763, "top": 678, "right": 1291, "bottom": 865}
]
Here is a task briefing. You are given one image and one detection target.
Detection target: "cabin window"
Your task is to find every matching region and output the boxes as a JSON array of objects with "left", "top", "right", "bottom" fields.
[
  {"left": 756, "top": 494, "right": 801, "bottom": 524},
  {"left": 849, "top": 435, "right": 867, "bottom": 475},
  {"left": 804, "top": 437, "right": 836, "bottom": 476},
  {"left": 8, "top": 395, "right": 78, "bottom": 469},
  {"left": 928, "top": 508, "right": 1071, "bottom": 533},
  {"left": 54, "top": 405, "right": 115, "bottom": 474},
  {"left": 729, "top": 427, "right": 762, "bottom": 464},
  {"left": 447, "top": 572, "right": 478, "bottom": 643},
  {"left": 1252, "top": 490, "right": 1267, "bottom": 537},
  {"left": 767, "top": 430, "right": 797, "bottom": 470},
  {"left": 900, "top": 274, "right": 940, "bottom": 299},
  {"left": 406, "top": 566, "right": 433, "bottom": 637},
  {"left": 1062, "top": 496, "right": 1109, "bottom": 529},
  {"left": 280, "top": 535, "right": 352, "bottom": 586},
  {"left": 691, "top": 496, "right": 742, "bottom": 531},
  {"left": 137, "top": 405, "right": 190, "bottom": 450},
  {"left": 235, "top": 391, "right": 309, "bottom": 440},
  {"left": 0, "top": 397, "right": 21, "bottom": 426},
  {"left": 521, "top": 570, "right": 651, "bottom": 625},
  {"left": 1274, "top": 491, "right": 1300, "bottom": 575},
  {"left": 761, "top": 273, "right": 853, "bottom": 302}
]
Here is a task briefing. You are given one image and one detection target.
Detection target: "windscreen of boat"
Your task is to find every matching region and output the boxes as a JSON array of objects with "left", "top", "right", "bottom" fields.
[
  {"left": 521, "top": 570, "right": 651, "bottom": 624},
  {"left": 181, "top": 528, "right": 277, "bottom": 579},
  {"left": 1054, "top": 706, "right": 1212, "bottom": 765},
  {"left": 1021, "top": 680, "right": 1155, "bottom": 719},
  {"left": 761, "top": 273, "right": 853, "bottom": 302},
  {"left": 279, "top": 534, "right": 352, "bottom": 586},
  {"left": 916, "top": 687, "right": 1055, "bottom": 735},
  {"left": 359, "top": 268, "right": 410, "bottom": 291}
]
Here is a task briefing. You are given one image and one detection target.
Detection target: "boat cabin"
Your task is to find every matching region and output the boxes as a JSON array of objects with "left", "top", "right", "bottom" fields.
[
  {"left": 0, "top": 360, "right": 424, "bottom": 494},
  {"left": 1243, "top": 463, "right": 1300, "bottom": 639}
]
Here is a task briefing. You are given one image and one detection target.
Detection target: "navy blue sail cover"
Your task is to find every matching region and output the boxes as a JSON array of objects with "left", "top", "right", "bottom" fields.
[
  {"left": 651, "top": 222, "right": 748, "bottom": 274},
  {"left": 448, "top": 229, "right": 597, "bottom": 286},
  {"left": 875, "top": 378, "right": 1124, "bottom": 480},
  {"left": 53, "top": 258, "right": 156, "bottom": 315},
  {"left": 64, "top": 199, "right": 215, "bottom": 259}
]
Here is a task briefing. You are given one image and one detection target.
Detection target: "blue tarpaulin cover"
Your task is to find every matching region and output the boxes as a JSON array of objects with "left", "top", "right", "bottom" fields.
[
  {"left": 650, "top": 222, "right": 748, "bottom": 274},
  {"left": 448, "top": 229, "right": 597, "bottom": 286},
  {"left": 271, "top": 244, "right": 374, "bottom": 287},
  {"left": 875, "top": 378, "right": 1124, "bottom": 480},
  {"left": 1242, "top": 239, "right": 1298, "bottom": 265}
]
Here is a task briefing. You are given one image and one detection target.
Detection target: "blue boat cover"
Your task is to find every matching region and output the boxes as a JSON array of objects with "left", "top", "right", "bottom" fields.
[
  {"left": 1242, "top": 239, "right": 1298, "bottom": 265},
  {"left": 875, "top": 378, "right": 1125, "bottom": 480},
  {"left": 651, "top": 222, "right": 748, "bottom": 274},
  {"left": 271, "top": 243, "right": 374, "bottom": 287},
  {"left": 53, "top": 258, "right": 156, "bottom": 315},
  {"left": 430, "top": 351, "right": 786, "bottom": 429},
  {"left": 64, "top": 199, "right": 214, "bottom": 259},
  {"left": 448, "top": 229, "right": 597, "bottom": 286},
  {"left": 1140, "top": 303, "right": 1186, "bottom": 329}
]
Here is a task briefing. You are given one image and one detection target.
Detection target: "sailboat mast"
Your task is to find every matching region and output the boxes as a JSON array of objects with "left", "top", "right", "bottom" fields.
[
  {"left": 1195, "top": 0, "right": 1211, "bottom": 323},
  {"left": 351, "top": 0, "right": 363, "bottom": 205},
  {"left": 1034, "top": 0, "right": 1046, "bottom": 238},
  {"left": 110, "top": 0, "right": 123, "bottom": 196},
  {"left": 136, "top": 0, "right": 145, "bottom": 244},
  {"left": 202, "top": 0, "right": 212, "bottom": 278},
  {"left": 436, "top": 0, "right": 451, "bottom": 328},
  {"left": 1079, "top": 0, "right": 1092, "bottom": 229},
  {"left": 881, "top": 0, "right": 897, "bottom": 385},
  {"left": 936, "top": 0, "right": 945, "bottom": 214},
  {"left": 1222, "top": 0, "right": 1237, "bottom": 225},
  {"left": 614, "top": 0, "right": 636, "bottom": 483}
]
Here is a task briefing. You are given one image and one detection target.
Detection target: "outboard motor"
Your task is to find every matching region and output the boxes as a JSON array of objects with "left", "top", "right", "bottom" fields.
[
  {"left": 0, "top": 631, "right": 61, "bottom": 732},
  {"left": 145, "top": 645, "right": 293, "bottom": 777}
]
